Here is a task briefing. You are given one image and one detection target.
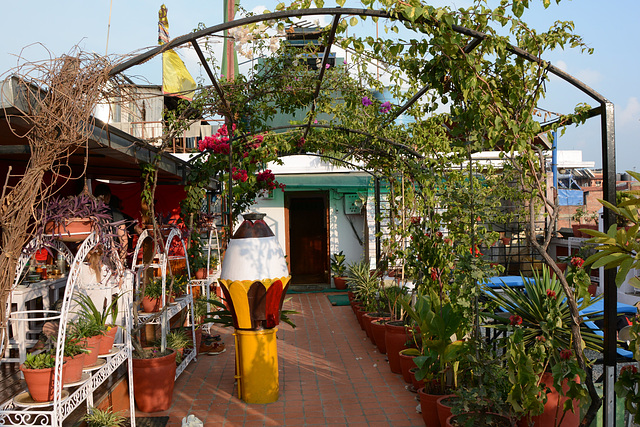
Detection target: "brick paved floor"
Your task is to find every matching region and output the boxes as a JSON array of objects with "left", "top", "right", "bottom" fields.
[{"left": 141, "top": 292, "right": 424, "bottom": 426}]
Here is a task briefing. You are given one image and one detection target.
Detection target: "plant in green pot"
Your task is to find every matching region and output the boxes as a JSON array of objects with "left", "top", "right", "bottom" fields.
[
  {"left": 331, "top": 250, "right": 348, "bottom": 290},
  {"left": 486, "top": 266, "right": 602, "bottom": 426},
  {"left": 20, "top": 352, "right": 67, "bottom": 402}
]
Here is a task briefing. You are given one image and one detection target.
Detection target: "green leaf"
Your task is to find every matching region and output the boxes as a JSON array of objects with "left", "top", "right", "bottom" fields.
[
  {"left": 350, "top": 17, "right": 358, "bottom": 27},
  {"left": 336, "top": 0, "right": 346, "bottom": 7},
  {"left": 592, "top": 252, "right": 626, "bottom": 269},
  {"left": 616, "top": 257, "right": 634, "bottom": 286}
]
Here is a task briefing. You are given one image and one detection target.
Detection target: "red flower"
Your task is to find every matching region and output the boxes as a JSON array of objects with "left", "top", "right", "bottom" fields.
[
  {"left": 621, "top": 365, "right": 638, "bottom": 375},
  {"left": 571, "top": 257, "right": 584, "bottom": 268},
  {"left": 535, "top": 335, "right": 546, "bottom": 342},
  {"left": 509, "top": 315, "right": 522, "bottom": 326},
  {"left": 559, "top": 349, "right": 572, "bottom": 360},
  {"left": 430, "top": 269, "right": 439, "bottom": 281},
  {"left": 546, "top": 289, "right": 557, "bottom": 299}
]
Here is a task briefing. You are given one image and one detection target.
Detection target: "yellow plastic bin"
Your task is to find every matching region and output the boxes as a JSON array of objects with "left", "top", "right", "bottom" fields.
[{"left": 235, "top": 328, "right": 279, "bottom": 403}]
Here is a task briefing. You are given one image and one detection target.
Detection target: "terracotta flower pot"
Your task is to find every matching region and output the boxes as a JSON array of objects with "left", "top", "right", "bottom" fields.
[
  {"left": 63, "top": 352, "right": 86, "bottom": 384},
  {"left": 347, "top": 291, "right": 355, "bottom": 302},
  {"left": 45, "top": 218, "right": 94, "bottom": 242},
  {"left": 133, "top": 349, "right": 177, "bottom": 412},
  {"left": 141, "top": 296, "right": 161, "bottom": 313},
  {"left": 436, "top": 395, "right": 457, "bottom": 427},
  {"left": 20, "top": 363, "right": 67, "bottom": 402},
  {"left": 193, "top": 327, "right": 203, "bottom": 355},
  {"left": 355, "top": 306, "right": 367, "bottom": 331},
  {"left": 333, "top": 276, "right": 348, "bottom": 290},
  {"left": 371, "top": 319, "right": 389, "bottom": 353},
  {"left": 447, "top": 413, "right": 512, "bottom": 427},
  {"left": 195, "top": 268, "right": 206, "bottom": 279},
  {"left": 418, "top": 386, "right": 443, "bottom": 427},
  {"left": 399, "top": 348, "right": 419, "bottom": 384},
  {"left": 83, "top": 334, "right": 103, "bottom": 368},
  {"left": 385, "top": 321, "right": 411, "bottom": 374},
  {"left": 98, "top": 325, "right": 118, "bottom": 355},
  {"left": 363, "top": 312, "right": 390, "bottom": 346},
  {"left": 410, "top": 367, "right": 425, "bottom": 390},
  {"left": 518, "top": 372, "right": 580, "bottom": 427}
]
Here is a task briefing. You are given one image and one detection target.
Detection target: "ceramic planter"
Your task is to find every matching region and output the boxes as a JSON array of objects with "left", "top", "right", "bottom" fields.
[
  {"left": 20, "top": 363, "right": 67, "bottom": 402},
  {"left": 418, "top": 386, "right": 443, "bottom": 427},
  {"left": 63, "top": 353, "right": 86, "bottom": 384},
  {"left": 333, "top": 276, "right": 348, "bottom": 290},
  {"left": 83, "top": 334, "right": 103, "bottom": 368},
  {"left": 436, "top": 395, "right": 457, "bottom": 427},
  {"left": 98, "top": 325, "right": 118, "bottom": 355},
  {"left": 355, "top": 306, "right": 367, "bottom": 331},
  {"left": 141, "top": 296, "right": 161, "bottom": 313},
  {"left": 409, "top": 367, "right": 425, "bottom": 390},
  {"left": 385, "top": 321, "right": 411, "bottom": 374},
  {"left": 447, "top": 413, "right": 512, "bottom": 427},
  {"left": 370, "top": 319, "right": 389, "bottom": 353},
  {"left": 45, "top": 218, "right": 94, "bottom": 242},
  {"left": 363, "top": 312, "right": 390, "bottom": 346},
  {"left": 398, "top": 348, "right": 420, "bottom": 384},
  {"left": 132, "top": 349, "right": 177, "bottom": 412},
  {"left": 518, "top": 372, "right": 580, "bottom": 427}
]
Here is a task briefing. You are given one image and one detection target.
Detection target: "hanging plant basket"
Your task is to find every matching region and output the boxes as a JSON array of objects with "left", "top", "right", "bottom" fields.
[{"left": 45, "top": 218, "right": 94, "bottom": 242}]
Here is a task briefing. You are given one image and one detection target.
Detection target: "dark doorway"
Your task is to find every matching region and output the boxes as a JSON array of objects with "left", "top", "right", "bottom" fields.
[{"left": 286, "top": 193, "right": 328, "bottom": 284}]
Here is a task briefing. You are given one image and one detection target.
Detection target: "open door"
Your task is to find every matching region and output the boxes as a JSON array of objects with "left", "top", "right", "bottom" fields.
[{"left": 286, "top": 193, "right": 328, "bottom": 284}]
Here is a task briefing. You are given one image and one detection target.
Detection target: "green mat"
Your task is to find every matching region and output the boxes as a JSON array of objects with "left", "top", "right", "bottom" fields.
[{"left": 327, "top": 294, "right": 350, "bottom": 306}]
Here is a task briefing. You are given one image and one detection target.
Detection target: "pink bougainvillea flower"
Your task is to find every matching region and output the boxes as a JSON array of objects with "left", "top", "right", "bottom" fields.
[
  {"left": 325, "top": 63, "right": 330, "bottom": 69},
  {"left": 380, "top": 101, "right": 392, "bottom": 113},
  {"left": 362, "top": 96, "right": 372, "bottom": 106}
]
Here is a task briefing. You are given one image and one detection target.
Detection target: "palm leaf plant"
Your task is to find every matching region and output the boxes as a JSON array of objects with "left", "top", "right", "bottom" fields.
[
  {"left": 346, "top": 259, "right": 382, "bottom": 312},
  {"left": 74, "top": 292, "right": 122, "bottom": 329},
  {"left": 82, "top": 407, "right": 127, "bottom": 427},
  {"left": 485, "top": 266, "right": 602, "bottom": 421}
]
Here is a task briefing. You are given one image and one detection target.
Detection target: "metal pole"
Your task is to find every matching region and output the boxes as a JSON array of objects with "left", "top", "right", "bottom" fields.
[
  {"left": 601, "top": 101, "right": 616, "bottom": 427},
  {"left": 375, "top": 177, "right": 381, "bottom": 265}
]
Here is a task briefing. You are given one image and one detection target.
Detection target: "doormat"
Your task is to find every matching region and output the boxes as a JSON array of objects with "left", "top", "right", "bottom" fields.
[
  {"left": 327, "top": 294, "right": 350, "bottom": 306},
  {"left": 133, "top": 417, "right": 169, "bottom": 427}
]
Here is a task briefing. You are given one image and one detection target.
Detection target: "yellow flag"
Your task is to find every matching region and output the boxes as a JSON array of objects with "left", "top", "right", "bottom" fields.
[{"left": 159, "top": 4, "right": 196, "bottom": 100}]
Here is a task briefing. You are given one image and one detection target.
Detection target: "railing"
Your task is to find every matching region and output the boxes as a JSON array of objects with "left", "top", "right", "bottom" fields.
[{"left": 109, "top": 120, "right": 224, "bottom": 154}]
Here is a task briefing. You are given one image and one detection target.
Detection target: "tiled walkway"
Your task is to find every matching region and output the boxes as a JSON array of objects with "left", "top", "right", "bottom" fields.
[{"left": 144, "top": 292, "right": 424, "bottom": 426}]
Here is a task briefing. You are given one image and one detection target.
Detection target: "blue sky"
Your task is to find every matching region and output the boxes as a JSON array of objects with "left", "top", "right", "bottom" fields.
[{"left": 2, "top": 0, "right": 638, "bottom": 173}]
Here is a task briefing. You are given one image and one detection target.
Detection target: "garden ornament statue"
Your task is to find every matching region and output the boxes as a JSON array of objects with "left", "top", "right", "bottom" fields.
[{"left": 218, "top": 212, "right": 290, "bottom": 403}]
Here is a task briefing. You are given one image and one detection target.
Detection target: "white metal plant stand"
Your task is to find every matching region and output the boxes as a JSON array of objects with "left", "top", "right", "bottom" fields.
[
  {"left": 0, "top": 232, "right": 136, "bottom": 427},
  {"left": 130, "top": 226, "right": 197, "bottom": 379}
]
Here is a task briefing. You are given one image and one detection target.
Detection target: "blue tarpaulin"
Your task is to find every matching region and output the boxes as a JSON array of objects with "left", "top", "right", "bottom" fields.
[{"left": 558, "top": 188, "right": 583, "bottom": 206}]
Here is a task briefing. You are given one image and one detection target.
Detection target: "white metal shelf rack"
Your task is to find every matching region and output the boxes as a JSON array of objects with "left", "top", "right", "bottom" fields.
[
  {"left": 0, "top": 232, "right": 136, "bottom": 427},
  {"left": 130, "top": 226, "right": 197, "bottom": 379}
]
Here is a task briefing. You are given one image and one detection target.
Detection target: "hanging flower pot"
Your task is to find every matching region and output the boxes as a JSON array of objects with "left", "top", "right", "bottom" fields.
[
  {"left": 45, "top": 218, "right": 94, "bottom": 242},
  {"left": 132, "top": 348, "right": 177, "bottom": 412}
]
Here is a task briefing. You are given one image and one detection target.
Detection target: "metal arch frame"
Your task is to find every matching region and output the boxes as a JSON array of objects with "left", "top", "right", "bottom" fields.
[{"left": 108, "top": 7, "right": 616, "bottom": 423}]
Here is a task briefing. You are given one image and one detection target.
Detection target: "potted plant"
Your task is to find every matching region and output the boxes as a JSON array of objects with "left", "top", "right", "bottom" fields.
[
  {"left": 40, "top": 192, "right": 112, "bottom": 242},
  {"left": 74, "top": 292, "right": 122, "bottom": 355},
  {"left": 486, "top": 266, "right": 602, "bottom": 426},
  {"left": 132, "top": 346, "right": 178, "bottom": 413},
  {"left": 68, "top": 316, "right": 106, "bottom": 368},
  {"left": 20, "top": 352, "right": 67, "bottom": 402},
  {"left": 370, "top": 285, "right": 406, "bottom": 354},
  {"left": 401, "top": 290, "right": 470, "bottom": 427},
  {"left": 58, "top": 333, "right": 89, "bottom": 385},
  {"left": 347, "top": 259, "right": 385, "bottom": 338},
  {"left": 81, "top": 407, "right": 127, "bottom": 427},
  {"left": 141, "top": 277, "right": 165, "bottom": 313},
  {"left": 163, "top": 329, "right": 193, "bottom": 365},
  {"left": 330, "top": 250, "right": 348, "bottom": 290}
]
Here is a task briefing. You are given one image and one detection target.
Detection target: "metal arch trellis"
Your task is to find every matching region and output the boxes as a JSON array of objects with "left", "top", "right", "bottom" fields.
[{"left": 107, "top": 7, "right": 617, "bottom": 424}]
